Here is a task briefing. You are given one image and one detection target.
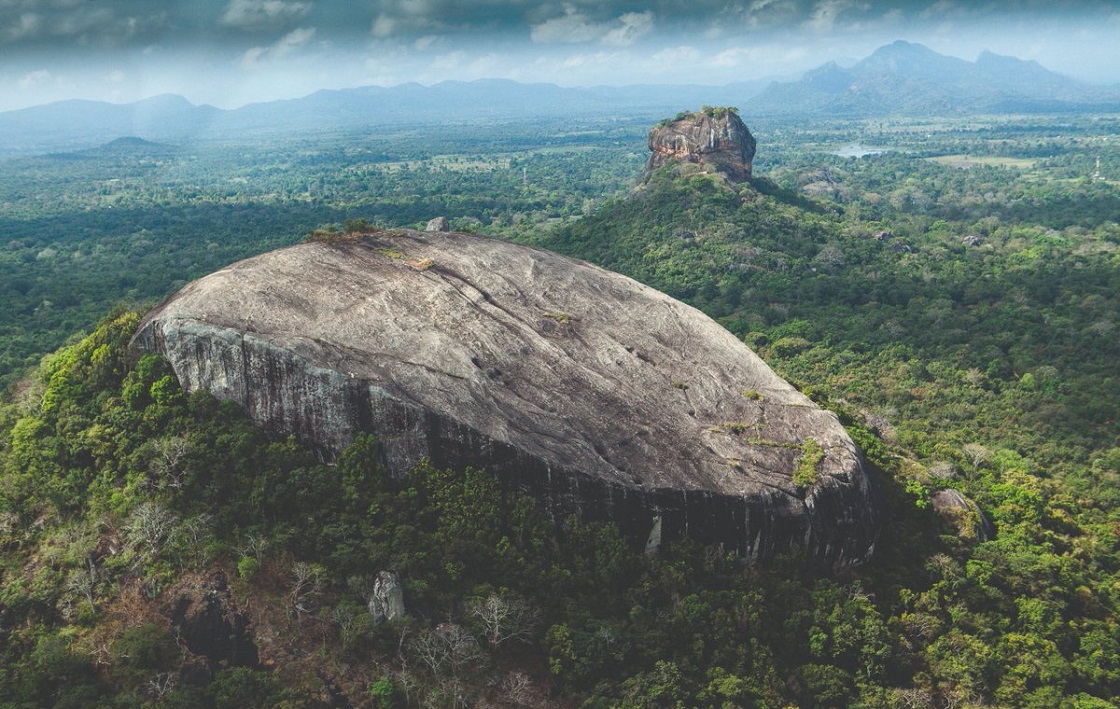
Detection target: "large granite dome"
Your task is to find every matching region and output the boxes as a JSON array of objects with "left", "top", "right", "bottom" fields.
[{"left": 132, "top": 229, "right": 879, "bottom": 564}]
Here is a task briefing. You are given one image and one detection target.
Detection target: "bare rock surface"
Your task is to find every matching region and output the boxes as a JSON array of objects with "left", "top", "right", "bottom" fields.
[
  {"left": 645, "top": 109, "right": 756, "bottom": 182},
  {"left": 132, "top": 230, "right": 878, "bottom": 564}
]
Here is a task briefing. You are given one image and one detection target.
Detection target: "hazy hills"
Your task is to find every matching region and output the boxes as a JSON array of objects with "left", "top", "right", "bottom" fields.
[
  {"left": 1, "top": 41, "right": 1117, "bottom": 156},
  {"left": 751, "top": 40, "right": 1120, "bottom": 116}
]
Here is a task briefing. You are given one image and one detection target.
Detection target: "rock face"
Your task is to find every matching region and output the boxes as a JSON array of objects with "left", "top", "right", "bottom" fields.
[
  {"left": 132, "top": 230, "right": 879, "bottom": 565},
  {"left": 645, "top": 109, "right": 756, "bottom": 182},
  {"left": 369, "top": 571, "right": 406, "bottom": 622}
]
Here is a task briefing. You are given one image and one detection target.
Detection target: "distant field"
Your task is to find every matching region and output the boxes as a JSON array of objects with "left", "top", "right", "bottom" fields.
[{"left": 925, "top": 154, "right": 1038, "bottom": 169}]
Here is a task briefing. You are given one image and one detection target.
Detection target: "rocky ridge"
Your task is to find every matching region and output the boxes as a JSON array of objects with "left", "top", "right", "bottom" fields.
[
  {"left": 132, "top": 230, "right": 879, "bottom": 564},
  {"left": 645, "top": 108, "right": 756, "bottom": 182}
]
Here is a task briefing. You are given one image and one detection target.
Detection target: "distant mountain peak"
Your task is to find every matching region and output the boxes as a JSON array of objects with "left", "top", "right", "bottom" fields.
[{"left": 750, "top": 40, "right": 1116, "bottom": 116}]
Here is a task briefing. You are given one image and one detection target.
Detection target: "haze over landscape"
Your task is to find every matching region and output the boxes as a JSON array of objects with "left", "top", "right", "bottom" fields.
[{"left": 2, "top": 0, "right": 1119, "bottom": 112}]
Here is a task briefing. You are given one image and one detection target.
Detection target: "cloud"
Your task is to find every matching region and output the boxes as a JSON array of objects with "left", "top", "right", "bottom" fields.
[
  {"left": 652, "top": 45, "right": 701, "bottom": 64},
  {"left": 4, "top": 12, "right": 41, "bottom": 41},
  {"left": 221, "top": 0, "right": 312, "bottom": 30},
  {"left": 531, "top": 6, "right": 653, "bottom": 46},
  {"left": 18, "top": 68, "right": 52, "bottom": 88},
  {"left": 804, "top": 0, "right": 871, "bottom": 32},
  {"left": 370, "top": 14, "right": 397, "bottom": 39},
  {"left": 239, "top": 26, "right": 316, "bottom": 66},
  {"left": 602, "top": 12, "right": 653, "bottom": 47},
  {"left": 272, "top": 26, "right": 314, "bottom": 55},
  {"left": 530, "top": 6, "right": 602, "bottom": 44},
  {"left": 1, "top": 3, "right": 169, "bottom": 47},
  {"left": 369, "top": 0, "right": 449, "bottom": 40},
  {"left": 743, "top": 0, "right": 801, "bottom": 29}
]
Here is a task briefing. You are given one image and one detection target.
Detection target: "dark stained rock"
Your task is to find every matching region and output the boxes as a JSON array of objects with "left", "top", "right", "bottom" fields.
[
  {"left": 645, "top": 109, "right": 756, "bottom": 182},
  {"left": 164, "top": 568, "right": 258, "bottom": 668},
  {"left": 132, "top": 230, "right": 879, "bottom": 565}
]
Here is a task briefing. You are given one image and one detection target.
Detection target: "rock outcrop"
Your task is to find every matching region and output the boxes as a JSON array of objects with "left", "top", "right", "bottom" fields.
[
  {"left": 369, "top": 571, "right": 406, "bottom": 622},
  {"left": 425, "top": 216, "right": 450, "bottom": 232},
  {"left": 645, "top": 108, "right": 756, "bottom": 182},
  {"left": 931, "top": 489, "right": 993, "bottom": 542},
  {"left": 132, "top": 230, "right": 879, "bottom": 565}
]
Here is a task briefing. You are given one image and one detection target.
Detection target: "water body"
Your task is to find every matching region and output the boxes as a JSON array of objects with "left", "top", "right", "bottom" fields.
[{"left": 832, "top": 144, "right": 889, "bottom": 158}]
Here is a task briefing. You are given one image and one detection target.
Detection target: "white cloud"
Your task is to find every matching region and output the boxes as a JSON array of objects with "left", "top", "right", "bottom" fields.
[
  {"left": 712, "top": 47, "right": 758, "bottom": 68},
  {"left": 429, "top": 50, "right": 466, "bottom": 71},
  {"left": 369, "top": 2, "right": 446, "bottom": 40},
  {"left": 652, "top": 45, "right": 701, "bottom": 64},
  {"left": 18, "top": 68, "right": 51, "bottom": 88},
  {"left": 602, "top": 11, "right": 653, "bottom": 47},
  {"left": 239, "top": 26, "right": 315, "bottom": 66},
  {"left": 221, "top": 0, "right": 312, "bottom": 29},
  {"left": 371, "top": 14, "right": 396, "bottom": 38},
  {"left": 744, "top": 0, "right": 800, "bottom": 29},
  {"left": 531, "top": 6, "right": 654, "bottom": 46},
  {"left": 531, "top": 6, "right": 602, "bottom": 44},
  {"left": 562, "top": 52, "right": 616, "bottom": 68},
  {"left": 804, "top": 0, "right": 870, "bottom": 32},
  {"left": 274, "top": 26, "right": 314, "bottom": 55}
]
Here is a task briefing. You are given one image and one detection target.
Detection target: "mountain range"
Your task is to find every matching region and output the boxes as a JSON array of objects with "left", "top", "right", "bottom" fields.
[
  {"left": 751, "top": 40, "right": 1120, "bottom": 116},
  {"left": 1, "top": 41, "right": 1117, "bottom": 156}
]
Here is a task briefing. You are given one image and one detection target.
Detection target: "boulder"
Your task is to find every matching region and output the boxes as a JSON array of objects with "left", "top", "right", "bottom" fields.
[
  {"left": 132, "top": 230, "right": 879, "bottom": 565},
  {"left": 425, "top": 216, "right": 450, "bottom": 232},
  {"left": 930, "top": 489, "right": 993, "bottom": 542},
  {"left": 369, "top": 571, "right": 405, "bottom": 622},
  {"left": 645, "top": 109, "right": 756, "bottom": 182}
]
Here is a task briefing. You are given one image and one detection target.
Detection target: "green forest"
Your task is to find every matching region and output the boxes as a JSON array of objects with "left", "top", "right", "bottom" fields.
[{"left": 1, "top": 112, "right": 1118, "bottom": 707}]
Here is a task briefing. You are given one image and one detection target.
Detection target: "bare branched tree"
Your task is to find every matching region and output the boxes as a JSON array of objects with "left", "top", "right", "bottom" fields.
[
  {"left": 466, "top": 593, "right": 541, "bottom": 648},
  {"left": 410, "top": 623, "right": 483, "bottom": 678},
  {"left": 125, "top": 502, "right": 180, "bottom": 558},
  {"left": 963, "top": 443, "right": 991, "bottom": 472},
  {"left": 150, "top": 435, "right": 192, "bottom": 490},
  {"left": 65, "top": 560, "right": 99, "bottom": 613},
  {"left": 146, "top": 672, "right": 177, "bottom": 700},
  {"left": 498, "top": 670, "right": 546, "bottom": 708},
  {"left": 288, "top": 561, "right": 322, "bottom": 617}
]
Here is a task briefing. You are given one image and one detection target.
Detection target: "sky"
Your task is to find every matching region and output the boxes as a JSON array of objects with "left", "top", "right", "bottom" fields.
[{"left": 1, "top": 1, "right": 1118, "bottom": 112}]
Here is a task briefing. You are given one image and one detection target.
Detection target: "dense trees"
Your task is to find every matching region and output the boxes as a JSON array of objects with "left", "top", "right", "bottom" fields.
[{"left": 1, "top": 112, "right": 1118, "bottom": 705}]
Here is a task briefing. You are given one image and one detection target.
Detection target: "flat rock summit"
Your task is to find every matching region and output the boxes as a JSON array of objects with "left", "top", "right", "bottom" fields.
[{"left": 133, "top": 230, "right": 879, "bottom": 564}]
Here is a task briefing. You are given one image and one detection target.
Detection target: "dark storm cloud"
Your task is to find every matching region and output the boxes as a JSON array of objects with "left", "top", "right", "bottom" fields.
[
  {"left": 0, "top": 0, "right": 171, "bottom": 47},
  {"left": 1, "top": 0, "right": 1116, "bottom": 111},
  {"left": 2, "top": 1, "right": 1112, "bottom": 49}
]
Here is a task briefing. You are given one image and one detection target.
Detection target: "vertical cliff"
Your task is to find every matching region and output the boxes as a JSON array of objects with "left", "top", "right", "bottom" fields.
[{"left": 645, "top": 108, "right": 756, "bottom": 182}]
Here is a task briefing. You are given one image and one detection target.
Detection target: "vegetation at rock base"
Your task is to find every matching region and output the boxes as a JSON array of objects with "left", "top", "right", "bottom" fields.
[{"left": 1, "top": 112, "right": 1119, "bottom": 706}]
